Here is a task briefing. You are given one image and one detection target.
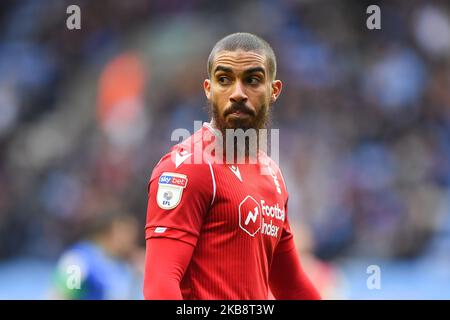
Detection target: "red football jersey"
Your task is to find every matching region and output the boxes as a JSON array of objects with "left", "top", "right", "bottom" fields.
[{"left": 145, "top": 122, "right": 294, "bottom": 299}]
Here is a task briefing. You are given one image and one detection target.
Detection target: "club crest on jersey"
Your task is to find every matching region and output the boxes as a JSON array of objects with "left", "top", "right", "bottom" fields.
[{"left": 157, "top": 172, "right": 188, "bottom": 210}]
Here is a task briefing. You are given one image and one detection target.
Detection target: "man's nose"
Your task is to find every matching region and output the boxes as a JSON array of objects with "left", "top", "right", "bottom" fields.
[{"left": 229, "top": 81, "right": 248, "bottom": 103}]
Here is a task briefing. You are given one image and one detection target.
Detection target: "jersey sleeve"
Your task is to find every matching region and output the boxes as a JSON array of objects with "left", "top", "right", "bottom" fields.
[
  {"left": 269, "top": 239, "right": 321, "bottom": 300},
  {"left": 145, "top": 147, "right": 214, "bottom": 247},
  {"left": 275, "top": 199, "right": 296, "bottom": 254}
]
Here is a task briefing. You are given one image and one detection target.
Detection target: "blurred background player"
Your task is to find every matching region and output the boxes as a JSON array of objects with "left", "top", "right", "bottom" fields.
[{"left": 50, "top": 211, "right": 144, "bottom": 300}]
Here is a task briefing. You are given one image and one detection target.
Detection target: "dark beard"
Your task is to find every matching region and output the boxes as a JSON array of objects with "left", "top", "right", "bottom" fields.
[
  {"left": 207, "top": 100, "right": 271, "bottom": 133},
  {"left": 206, "top": 100, "right": 272, "bottom": 163}
]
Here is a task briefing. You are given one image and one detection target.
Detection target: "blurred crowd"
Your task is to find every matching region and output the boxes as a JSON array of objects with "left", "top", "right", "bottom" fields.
[{"left": 0, "top": 0, "right": 449, "bottom": 290}]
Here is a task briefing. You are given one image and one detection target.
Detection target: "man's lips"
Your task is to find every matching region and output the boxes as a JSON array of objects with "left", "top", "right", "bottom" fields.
[
  {"left": 225, "top": 107, "right": 255, "bottom": 117},
  {"left": 227, "top": 111, "right": 252, "bottom": 120},
  {"left": 229, "top": 110, "right": 248, "bottom": 115}
]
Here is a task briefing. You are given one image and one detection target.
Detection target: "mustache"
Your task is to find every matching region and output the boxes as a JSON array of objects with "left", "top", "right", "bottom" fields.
[{"left": 223, "top": 103, "right": 256, "bottom": 117}]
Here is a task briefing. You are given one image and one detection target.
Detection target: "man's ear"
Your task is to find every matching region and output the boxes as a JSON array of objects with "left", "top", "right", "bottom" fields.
[
  {"left": 270, "top": 80, "right": 282, "bottom": 103},
  {"left": 204, "top": 79, "right": 211, "bottom": 100}
]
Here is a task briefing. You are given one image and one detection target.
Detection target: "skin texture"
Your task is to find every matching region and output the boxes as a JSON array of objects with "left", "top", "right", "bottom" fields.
[{"left": 204, "top": 50, "right": 282, "bottom": 132}]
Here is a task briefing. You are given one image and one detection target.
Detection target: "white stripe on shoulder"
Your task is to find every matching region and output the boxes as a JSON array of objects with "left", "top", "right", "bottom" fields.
[
  {"left": 155, "top": 157, "right": 163, "bottom": 168},
  {"left": 206, "top": 160, "right": 216, "bottom": 207},
  {"left": 203, "top": 122, "right": 215, "bottom": 133}
]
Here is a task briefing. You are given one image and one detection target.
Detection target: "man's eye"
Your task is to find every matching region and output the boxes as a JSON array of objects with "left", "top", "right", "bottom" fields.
[
  {"left": 218, "top": 76, "right": 231, "bottom": 84},
  {"left": 247, "top": 77, "right": 260, "bottom": 85}
]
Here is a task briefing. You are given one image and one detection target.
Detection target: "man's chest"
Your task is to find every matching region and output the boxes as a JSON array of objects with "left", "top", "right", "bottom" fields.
[{"left": 204, "top": 163, "right": 287, "bottom": 242}]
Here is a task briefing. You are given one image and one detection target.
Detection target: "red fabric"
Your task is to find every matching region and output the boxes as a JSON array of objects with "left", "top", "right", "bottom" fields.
[
  {"left": 269, "top": 238, "right": 322, "bottom": 300},
  {"left": 144, "top": 123, "right": 318, "bottom": 299},
  {"left": 143, "top": 238, "right": 193, "bottom": 300}
]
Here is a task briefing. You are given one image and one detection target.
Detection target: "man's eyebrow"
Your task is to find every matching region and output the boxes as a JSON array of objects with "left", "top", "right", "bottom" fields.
[
  {"left": 213, "top": 65, "right": 266, "bottom": 76},
  {"left": 214, "top": 65, "right": 233, "bottom": 74},
  {"left": 243, "top": 67, "right": 265, "bottom": 76}
]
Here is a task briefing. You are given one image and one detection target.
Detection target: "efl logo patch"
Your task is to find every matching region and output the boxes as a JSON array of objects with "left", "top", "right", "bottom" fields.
[{"left": 157, "top": 172, "right": 188, "bottom": 210}]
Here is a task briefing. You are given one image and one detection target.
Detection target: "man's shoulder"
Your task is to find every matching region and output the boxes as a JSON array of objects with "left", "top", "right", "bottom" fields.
[
  {"left": 151, "top": 149, "right": 208, "bottom": 177},
  {"left": 149, "top": 128, "right": 215, "bottom": 188},
  {"left": 147, "top": 140, "right": 215, "bottom": 200},
  {"left": 258, "top": 151, "right": 283, "bottom": 174},
  {"left": 257, "top": 151, "right": 288, "bottom": 197}
]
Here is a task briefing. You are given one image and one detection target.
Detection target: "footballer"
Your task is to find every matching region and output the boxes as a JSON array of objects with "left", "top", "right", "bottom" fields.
[{"left": 143, "top": 32, "right": 321, "bottom": 300}]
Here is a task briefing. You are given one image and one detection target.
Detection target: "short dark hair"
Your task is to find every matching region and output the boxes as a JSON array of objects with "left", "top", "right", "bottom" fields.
[{"left": 207, "top": 32, "right": 277, "bottom": 80}]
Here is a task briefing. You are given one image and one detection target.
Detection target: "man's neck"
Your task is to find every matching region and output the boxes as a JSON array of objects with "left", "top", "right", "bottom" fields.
[{"left": 206, "top": 119, "right": 263, "bottom": 164}]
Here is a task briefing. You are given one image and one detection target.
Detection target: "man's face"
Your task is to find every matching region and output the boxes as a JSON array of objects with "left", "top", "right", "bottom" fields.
[{"left": 204, "top": 50, "right": 282, "bottom": 132}]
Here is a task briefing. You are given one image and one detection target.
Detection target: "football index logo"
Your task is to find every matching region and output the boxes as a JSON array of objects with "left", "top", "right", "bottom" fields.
[
  {"left": 239, "top": 196, "right": 261, "bottom": 237},
  {"left": 157, "top": 172, "right": 188, "bottom": 210},
  {"left": 239, "top": 196, "right": 285, "bottom": 238}
]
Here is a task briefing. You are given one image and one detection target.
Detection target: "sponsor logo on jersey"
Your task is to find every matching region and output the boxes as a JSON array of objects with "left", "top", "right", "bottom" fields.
[
  {"left": 239, "top": 196, "right": 285, "bottom": 238},
  {"left": 159, "top": 174, "right": 188, "bottom": 187},
  {"left": 157, "top": 172, "right": 188, "bottom": 210},
  {"left": 239, "top": 196, "right": 261, "bottom": 237}
]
